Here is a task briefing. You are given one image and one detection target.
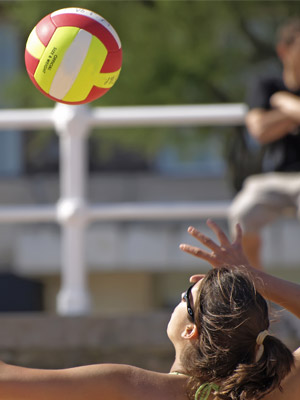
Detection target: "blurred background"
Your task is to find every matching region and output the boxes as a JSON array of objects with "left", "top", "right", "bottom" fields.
[{"left": 0, "top": 0, "right": 299, "bottom": 371}]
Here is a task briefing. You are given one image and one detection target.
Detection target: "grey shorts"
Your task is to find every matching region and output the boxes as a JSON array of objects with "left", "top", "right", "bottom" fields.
[{"left": 229, "top": 172, "right": 300, "bottom": 234}]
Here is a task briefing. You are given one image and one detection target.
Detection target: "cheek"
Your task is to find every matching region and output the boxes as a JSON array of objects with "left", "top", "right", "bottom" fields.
[
  {"left": 168, "top": 304, "right": 180, "bottom": 329},
  {"left": 168, "top": 303, "right": 187, "bottom": 332},
  {"left": 167, "top": 309, "right": 176, "bottom": 340}
]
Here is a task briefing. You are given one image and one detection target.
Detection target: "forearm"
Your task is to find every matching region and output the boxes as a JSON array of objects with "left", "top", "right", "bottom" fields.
[
  {"left": 252, "top": 269, "right": 300, "bottom": 318},
  {"left": 0, "top": 362, "right": 131, "bottom": 400},
  {"left": 271, "top": 91, "right": 300, "bottom": 124},
  {"left": 246, "top": 108, "right": 298, "bottom": 144}
]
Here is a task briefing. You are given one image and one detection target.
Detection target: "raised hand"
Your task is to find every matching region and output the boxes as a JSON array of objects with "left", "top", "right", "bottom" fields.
[
  {"left": 180, "top": 219, "right": 251, "bottom": 269},
  {"left": 181, "top": 220, "right": 300, "bottom": 319}
]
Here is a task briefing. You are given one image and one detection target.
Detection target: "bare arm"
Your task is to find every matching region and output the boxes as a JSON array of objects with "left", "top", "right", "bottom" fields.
[
  {"left": 0, "top": 362, "right": 136, "bottom": 400},
  {"left": 271, "top": 91, "right": 300, "bottom": 123},
  {"left": 247, "top": 91, "right": 300, "bottom": 144},
  {"left": 180, "top": 219, "right": 300, "bottom": 319},
  {"left": 0, "top": 362, "right": 182, "bottom": 400},
  {"left": 253, "top": 269, "right": 300, "bottom": 319},
  {"left": 246, "top": 108, "right": 298, "bottom": 144}
]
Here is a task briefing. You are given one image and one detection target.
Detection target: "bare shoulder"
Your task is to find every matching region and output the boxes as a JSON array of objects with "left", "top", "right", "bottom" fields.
[
  {"left": 60, "top": 364, "right": 187, "bottom": 400},
  {"left": 118, "top": 365, "right": 188, "bottom": 400}
]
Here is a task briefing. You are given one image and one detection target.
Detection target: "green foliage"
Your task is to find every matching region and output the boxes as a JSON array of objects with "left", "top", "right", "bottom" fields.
[
  {"left": 3, "top": 0, "right": 297, "bottom": 107},
  {"left": 1, "top": 0, "right": 300, "bottom": 167}
]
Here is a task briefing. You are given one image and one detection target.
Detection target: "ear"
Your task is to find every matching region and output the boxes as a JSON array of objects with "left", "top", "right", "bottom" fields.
[{"left": 181, "top": 324, "right": 199, "bottom": 340}]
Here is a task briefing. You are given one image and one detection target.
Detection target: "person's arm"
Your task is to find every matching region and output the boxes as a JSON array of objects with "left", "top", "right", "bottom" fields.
[
  {"left": 253, "top": 269, "right": 300, "bottom": 319},
  {"left": 0, "top": 362, "right": 182, "bottom": 400},
  {"left": 180, "top": 219, "right": 300, "bottom": 319},
  {"left": 0, "top": 362, "right": 138, "bottom": 400},
  {"left": 271, "top": 91, "right": 300, "bottom": 123},
  {"left": 246, "top": 107, "right": 298, "bottom": 144}
]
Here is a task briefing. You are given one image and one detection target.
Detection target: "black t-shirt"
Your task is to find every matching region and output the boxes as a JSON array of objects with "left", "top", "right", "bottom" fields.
[{"left": 247, "top": 75, "right": 300, "bottom": 172}]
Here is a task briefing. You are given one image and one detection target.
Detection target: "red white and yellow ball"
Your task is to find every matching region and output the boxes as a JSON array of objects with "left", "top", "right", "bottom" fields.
[{"left": 25, "top": 8, "right": 122, "bottom": 104}]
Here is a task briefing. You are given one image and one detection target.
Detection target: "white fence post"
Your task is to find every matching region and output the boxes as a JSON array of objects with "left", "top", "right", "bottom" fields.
[
  {"left": 0, "top": 103, "right": 247, "bottom": 315},
  {"left": 54, "top": 103, "right": 91, "bottom": 315}
]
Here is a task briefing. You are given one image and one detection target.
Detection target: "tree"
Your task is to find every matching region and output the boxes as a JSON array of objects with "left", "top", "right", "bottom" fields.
[{"left": 0, "top": 1, "right": 298, "bottom": 176}]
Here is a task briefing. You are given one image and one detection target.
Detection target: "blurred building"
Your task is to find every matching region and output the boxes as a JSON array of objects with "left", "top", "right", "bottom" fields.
[
  {"left": 0, "top": 16, "right": 299, "bottom": 372},
  {"left": 0, "top": 16, "right": 299, "bottom": 320},
  {"left": 0, "top": 169, "right": 300, "bottom": 316}
]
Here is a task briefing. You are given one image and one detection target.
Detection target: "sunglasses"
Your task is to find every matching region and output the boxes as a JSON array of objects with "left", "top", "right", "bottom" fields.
[{"left": 183, "top": 284, "right": 195, "bottom": 322}]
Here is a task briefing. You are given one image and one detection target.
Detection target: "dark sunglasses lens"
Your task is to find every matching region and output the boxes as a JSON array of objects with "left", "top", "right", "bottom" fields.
[{"left": 185, "top": 285, "right": 194, "bottom": 321}]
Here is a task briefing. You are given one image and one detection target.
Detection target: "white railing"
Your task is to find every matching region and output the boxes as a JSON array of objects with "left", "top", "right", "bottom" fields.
[{"left": 0, "top": 103, "right": 247, "bottom": 315}]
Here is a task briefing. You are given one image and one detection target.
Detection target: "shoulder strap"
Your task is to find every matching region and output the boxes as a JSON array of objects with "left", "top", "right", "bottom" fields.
[{"left": 195, "top": 382, "right": 219, "bottom": 400}]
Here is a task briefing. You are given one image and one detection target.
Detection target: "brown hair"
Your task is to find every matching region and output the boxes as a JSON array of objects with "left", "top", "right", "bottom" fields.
[
  {"left": 182, "top": 267, "right": 294, "bottom": 400},
  {"left": 277, "top": 18, "right": 300, "bottom": 46}
]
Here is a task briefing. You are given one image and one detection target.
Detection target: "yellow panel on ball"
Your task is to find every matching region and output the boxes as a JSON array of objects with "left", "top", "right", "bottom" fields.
[
  {"left": 34, "top": 26, "right": 80, "bottom": 94},
  {"left": 62, "top": 34, "right": 108, "bottom": 103},
  {"left": 26, "top": 27, "right": 45, "bottom": 60},
  {"left": 94, "top": 69, "right": 121, "bottom": 89},
  {"left": 25, "top": 7, "right": 123, "bottom": 104}
]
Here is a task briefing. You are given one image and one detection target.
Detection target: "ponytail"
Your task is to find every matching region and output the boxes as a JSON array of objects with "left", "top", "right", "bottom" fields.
[{"left": 218, "top": 334, "right": 294, "bottom": 399}]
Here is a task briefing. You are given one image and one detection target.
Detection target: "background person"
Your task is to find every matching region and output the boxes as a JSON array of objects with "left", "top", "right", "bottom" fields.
[{"left": 229, "top": 18, "right": 300, "bottom": 270}]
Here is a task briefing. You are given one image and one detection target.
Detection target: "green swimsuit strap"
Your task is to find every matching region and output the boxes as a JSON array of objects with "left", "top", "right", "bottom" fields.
[
  {"left": 194, "top": 382, "right": 220, "bottom": 400},
  {"left": 169, "top": 373, "right": 219, "bottom": 400}
]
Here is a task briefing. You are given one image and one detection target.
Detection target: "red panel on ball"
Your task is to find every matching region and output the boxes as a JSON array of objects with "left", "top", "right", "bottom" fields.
[
  {"left": 36, "top": 14, "right": 57, "bottom": 46},
  {"left": 84, "top": 86, "right": 110, "bottom": 103},
  {"left": 24, "top": 81, "right": 80, "bottom": 105},
  {"left": 101, "top": 49, "right": 122, "bottom": 73},
  {"left": 24, "top": 49, "right": 40, "bottom": 75},
  {"left": 25, "top": 63, "right": 47, "bottom": 94},
  {"left": 51, "top": 13, "right": 120, "bottom": 51},
  {"left": 25, "top": 85, "right": 108, "bottom": 105}
]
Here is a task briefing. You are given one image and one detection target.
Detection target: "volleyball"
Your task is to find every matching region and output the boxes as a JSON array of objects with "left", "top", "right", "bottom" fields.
[{"left": 24, "top": 7, "right": 122, "bottom": 104}]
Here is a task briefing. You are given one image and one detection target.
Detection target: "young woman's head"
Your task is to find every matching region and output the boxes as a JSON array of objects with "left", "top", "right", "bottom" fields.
[
  {"left": 276, "top": 18, "right": 300, "bottom": 90},
  {"left": 174, "top": 267, "right": 294, "bottom": 400}
]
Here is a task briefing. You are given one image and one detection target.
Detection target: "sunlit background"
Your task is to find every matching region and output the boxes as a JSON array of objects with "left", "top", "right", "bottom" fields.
[{"left": 0, "top": 0, "right": 299, "bottom": 370}]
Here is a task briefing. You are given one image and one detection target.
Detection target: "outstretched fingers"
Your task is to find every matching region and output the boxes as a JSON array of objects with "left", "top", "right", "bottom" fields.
[
  {"left": 186, "top": 225, "right": 220, "bottom": 252},
  {"left": 179, "top": 243, "right": 219, "bottom": 267},
  {"left": 206, "top": 219, "right": 231, "bottom": 246},
  {"left": 232, "top": 223, "right": 243, "bottom": 246},
  {"left": 179, "top": 243, "right": 212, "bottom": 261},
  {"left": 180, "top": 221, "right": 250, "bottom": 269}
]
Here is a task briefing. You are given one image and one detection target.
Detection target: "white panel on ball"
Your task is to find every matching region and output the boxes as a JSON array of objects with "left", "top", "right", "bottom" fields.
[{"left": 49, "top": 29, "right": 92, "bottom": 100}]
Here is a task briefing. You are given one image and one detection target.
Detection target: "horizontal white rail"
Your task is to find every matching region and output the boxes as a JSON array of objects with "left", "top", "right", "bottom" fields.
[
  {"left": 0, "top": 103, "right": 244, "bottom": 315},
  {"left": 0, "top": 206, "right": 56, "bottom": 223},
  {"left": 0, "top": 109, "right": 54, "bottom": 129},
  {"left": 89, "top": 103, "right": 247, "bottom": 127},
  {"left": 87, "top": 201, "right": 230, "bottom": 221},
  {"left": 0, "top": 202, "right": 230, "bottom": 223},
  {"left": 0, "top": 103, "right": 246, "bottom": 130}
]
